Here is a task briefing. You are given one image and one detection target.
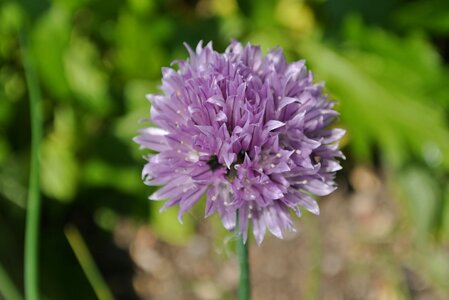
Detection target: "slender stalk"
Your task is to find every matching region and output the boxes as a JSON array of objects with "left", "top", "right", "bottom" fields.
[
  {"left": 64, "top": 225, "right": 114, "bottom": 300},
  {"left": 236, "top": 213, "right": 250, "bottom": 300},
  {"left": 0, "top": 261, "right": 23, "bottom": 300},
  {"left": 21, "top": 31, "right": 43, "bottom": 300}
]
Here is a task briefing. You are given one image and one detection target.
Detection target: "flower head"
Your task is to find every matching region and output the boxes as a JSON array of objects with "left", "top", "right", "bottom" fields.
[{"left": 135, "top": 41, "right": 345, "bottom": 245}]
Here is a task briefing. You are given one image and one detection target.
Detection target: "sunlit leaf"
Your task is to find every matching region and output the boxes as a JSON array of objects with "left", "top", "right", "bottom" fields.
[
  {"left": 275, "top": 0, "right": 315, "bottom": 34},
  {"left": 64, "top": 35, "right": 112, "bottom": 114},
  {"left": 114, "top": 80, "right": 155, "bottom": 145},
  {"left": 300, "top": 40, "right": 449, "bottom": 169},
  {"left": 82, "top": 160, "right": 142, "bottom": 194},
  {"left": 0, "top": 159, "right": 27, "bottom": 208},
  {"left": 31, "top": 4, "right": 71, "bottom": 100},
  {"left": 115, "top": 12, "right": 170, "bottom": 78},
  {"left": 150, "top": 200, "right": 196, "bottom": 246},
  {"left": 41, "top": 106, "right": 78, "bottom": 202}
]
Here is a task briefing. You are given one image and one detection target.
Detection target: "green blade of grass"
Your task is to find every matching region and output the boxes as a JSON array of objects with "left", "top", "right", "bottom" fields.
[
  {"left": 0, "top": 261, "right": 23, "bottom": 300},
  {"left": 21, "top": 30, "right": 43, "bottom": 300},
  {"left": 64, "top": 225, "right": 114, "bottom": 300}
]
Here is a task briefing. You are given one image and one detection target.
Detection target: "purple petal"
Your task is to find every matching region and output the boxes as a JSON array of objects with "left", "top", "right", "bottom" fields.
[
  {"left": 322, "top": 128, "right": 346, "bottom": 144},
  {"left": 149, "top": 176, "right": 192, "bottom": 200},
  {"left": 278, "top": 97, "right": 298, "bottom": 110},
  {"left": 297, "top": 192, "right": 320, "bottom": 215},
  {"left": 302, "top": 179, "right": 336, "bottom": 196},
  {"left": 263, "top": 205, "right": 283, "bottom": 239},
  {"left": 136, "top": 40, "right": 345, "bottom": 244},
  {"left": 264, "top": 120, "right": 285, "bottom": 132},
  {"left": 220, "top": 208, "right": 236, "bottom": 231},
  {"left": 178, "top": 185, "right": 208, "bottom": 223},
  {"left": 251, "top": 208, "right": 267, "bottom": 245},
  {"left": 134, "top": 128, "right": 169, "bottom": 152}
]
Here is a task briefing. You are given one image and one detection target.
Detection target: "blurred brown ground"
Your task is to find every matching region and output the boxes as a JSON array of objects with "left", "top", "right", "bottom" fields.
[{"left": 112, "top": 166, "right": 446, "bottom": 300}]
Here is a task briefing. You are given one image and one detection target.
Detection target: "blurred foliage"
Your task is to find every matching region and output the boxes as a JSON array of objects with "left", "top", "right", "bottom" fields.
[{"left": 1, "top": 0, "right": 449, "bottom": 299}]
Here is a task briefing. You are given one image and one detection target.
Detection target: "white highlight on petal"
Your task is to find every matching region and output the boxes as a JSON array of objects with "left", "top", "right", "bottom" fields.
[{"left": 186, "top": 151, "right": 200, "bottom": 163}]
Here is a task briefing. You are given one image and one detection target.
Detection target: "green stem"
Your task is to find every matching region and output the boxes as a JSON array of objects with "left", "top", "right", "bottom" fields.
[
  {"left": 236, "top": 213, "right": 250, "bottom": 300},
  {"left": 21, "top": 31, "right": 43, "bottom": 300}
]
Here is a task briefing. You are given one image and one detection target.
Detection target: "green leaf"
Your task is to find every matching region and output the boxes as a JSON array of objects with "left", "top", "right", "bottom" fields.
[
  {"left": 440, "top": 186, "right": 449, "bottom": 240},
  {"left": 342, "top": 16, "right": 447, "bottom": 107},
  {"left": 395, "top": 0, "right": 449, "bottom": 34},
  {"left": 82, "top": 160, "right": 142, "bottom": 194},
  {"left": 31, "top": 4, "right": 72, "bottom": 100},
  {"left": 0, "top": 159, "right": 27, "bottom": 208},
  {"left": 398, "top": 167, "right": 439, "bottom": 241},
  {"left": 41, "top": 106, "right": 78, "bottom": 202},
  {"left": 114, "top": 80, "right": 156, "bottom": 145},
  {"left": 150, "top": 200, "right": 195, "bottom": 246},
  {"left": 300, "top": 40, "right": 449, "bottom": 169},
  {"left": 115, "top": 12, "right": 170, "bottom": 78},
  {"left": 0, "top": 261, "right": 22, "bottom": 300},
  {"left": 64, "top": 35, "right": 112, "bottom": 114}
]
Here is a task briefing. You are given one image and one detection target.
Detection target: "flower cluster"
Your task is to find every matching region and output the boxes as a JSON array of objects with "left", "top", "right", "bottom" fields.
[{"left": 135, "top": 41, "right": 345, "bottom": 245}]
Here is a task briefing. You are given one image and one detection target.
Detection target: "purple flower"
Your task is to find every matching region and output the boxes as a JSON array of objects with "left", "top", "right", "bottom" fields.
[{"left": 135, "top": 41, "right": 345, "bottom": 245}]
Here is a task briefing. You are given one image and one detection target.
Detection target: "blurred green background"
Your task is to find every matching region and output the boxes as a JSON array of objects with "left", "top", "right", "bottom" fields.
[{"left": 2, "top": 0, "right": 449, "bottom": 299}]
